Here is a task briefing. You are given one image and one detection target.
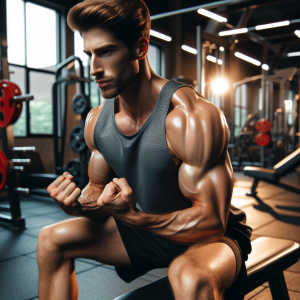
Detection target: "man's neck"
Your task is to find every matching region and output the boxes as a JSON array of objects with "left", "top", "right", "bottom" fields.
[{"left": 117, "top": 59, "right": 161, "bottom": 122}]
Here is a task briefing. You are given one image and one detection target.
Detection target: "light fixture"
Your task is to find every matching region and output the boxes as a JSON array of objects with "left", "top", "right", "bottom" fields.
[
  {"left": 181, "top": 45, "right": 197, "bottom": 54},
  {"left": 294, "top": 30, "right": 300, "bottom": 38},
  {"left": 206, "top": 55, "right": 222, "bottom": 65},
  {"left": 287, "top": 51, "right": 300, "bottom": 57},
  {"left": 150, "top": 29, "right": 172, "bottom": 42},
  {"left": 219, "top": 46, "right": 225, "bottom": 52},
  {"left": 197, "top": 8, "right": 227, "bottom": 23},
  {"left": 219, "top": 28, "right": 248, "bottom": 36},
  {"left": 234, "top": 52, "right": 261, "bottom": 66},
  {"left": 255, "top": 20, "right": 290, "bottom": 30},
  {"left": 211, "top": 78, "right": 228, "bottom": 94},
  {"left": 262, "top": 64, "right": 269, "bottom": 71}
]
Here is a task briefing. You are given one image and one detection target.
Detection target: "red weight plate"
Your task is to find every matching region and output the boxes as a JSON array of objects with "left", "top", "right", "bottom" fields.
[
  {"left": 0, "top": 80, "right": 19, "bottom": 128},
  {"left": 256, "top": 133, "right": 270, "bottom": 147},
  {"left": 9, "top": 82, "right": 23, "bottom": 125},
  {"left": 0, "top": 150, "right": 9, "bottom": 191},
  {"left": 256, "top": 118, "right": 270, "bottom": 133}
]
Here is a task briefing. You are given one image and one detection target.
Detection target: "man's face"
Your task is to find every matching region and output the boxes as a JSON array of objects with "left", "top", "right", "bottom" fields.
[{"left": 83, "top": 27, "right": 139, "bottom": 99}]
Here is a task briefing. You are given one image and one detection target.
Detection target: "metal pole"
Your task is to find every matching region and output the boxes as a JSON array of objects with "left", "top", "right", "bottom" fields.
[{"left": 196, "top": 26, "right": 202, "bottom": 94}]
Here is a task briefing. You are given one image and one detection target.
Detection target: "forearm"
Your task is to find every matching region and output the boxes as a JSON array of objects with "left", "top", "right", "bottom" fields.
[
  {"left": 117, "top": 206, "right": 224, "bottom": 244},
  {"left": 76, "top": 183, "right": 110, "bottom": 219}
]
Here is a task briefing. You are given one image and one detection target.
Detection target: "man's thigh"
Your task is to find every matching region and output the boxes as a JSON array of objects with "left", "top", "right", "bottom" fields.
[
  {"left": 168, "top": 242, "right": 246, "bottom": 299},
  {"left": 40, "top": 215, "right": 131, "bottom": 267}
]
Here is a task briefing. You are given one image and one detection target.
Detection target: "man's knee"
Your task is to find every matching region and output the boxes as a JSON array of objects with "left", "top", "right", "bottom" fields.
[
  {"left": 168, "top": 256, "right": 217, "bottom": 298},
  {"left": 37, "top": 224, "right": 65, "bottom": 261}
]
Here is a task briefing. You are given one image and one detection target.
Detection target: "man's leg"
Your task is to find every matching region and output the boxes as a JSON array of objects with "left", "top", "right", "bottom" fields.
[
  {"left": 168, "top": 242, "right": 243, "bottom": 300},
  {"left": 37, "top": 216, "right": 130, "bottom": 300}
]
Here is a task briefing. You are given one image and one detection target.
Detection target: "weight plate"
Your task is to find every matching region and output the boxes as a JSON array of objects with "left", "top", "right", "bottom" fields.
[
  {"left": 256, "top": 133, "right": 270, "bottom": 147},
  {"left": 72, "top": 93, "right": 90, "bottom": 115},
  {"left": 64, "top": 159, "right": 87, "bottom": 189},
  {"left": 256, "top": 118, "right": 270, "bottom": 133},
  {"left": 69, "top": 125, "right": 87, "bottom": 153},
  {"left": 0, "top": 150, "right": 9, "bottom": 191},
  {"left": 237, "top": 134, "right": 252, "bottom": 147},
  {"left": 0, "top": 80, "right": 21, "bottom": 128},
  {"left": 9, "top": 82, "right": 23, "bottom": 125}
]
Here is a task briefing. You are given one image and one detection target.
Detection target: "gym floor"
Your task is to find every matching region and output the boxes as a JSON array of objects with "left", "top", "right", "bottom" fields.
[{"left": 0, "top": 172, "right": 300, "bottom": 300}]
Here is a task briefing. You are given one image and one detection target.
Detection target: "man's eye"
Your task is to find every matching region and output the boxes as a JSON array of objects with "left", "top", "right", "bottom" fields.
[{"left": 99, "top": 50, "right": 112, "bottom": 56}]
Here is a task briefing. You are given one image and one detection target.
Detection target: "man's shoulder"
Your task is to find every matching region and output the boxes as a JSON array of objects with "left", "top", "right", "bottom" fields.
[{"left": 168, "top": 86, "right": 224, "bottom": 128}]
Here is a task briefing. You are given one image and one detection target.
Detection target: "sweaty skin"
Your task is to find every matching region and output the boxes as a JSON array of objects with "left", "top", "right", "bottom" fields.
[{"left": 43, "top": 26, "right": 237, "bottom": 300}]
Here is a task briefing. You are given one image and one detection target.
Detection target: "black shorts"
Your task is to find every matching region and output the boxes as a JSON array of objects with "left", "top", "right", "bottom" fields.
[{"left": 114, "top": 218, "right": 245, "bottom": 284}]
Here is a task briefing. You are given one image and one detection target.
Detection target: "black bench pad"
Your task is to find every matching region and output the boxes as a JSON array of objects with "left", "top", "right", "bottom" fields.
[
  {"left": 115, "top": 237, "right": 300, "bottom": 300},
  {"left": 244, "top": 167, "right": 279, "bottom": 182}
]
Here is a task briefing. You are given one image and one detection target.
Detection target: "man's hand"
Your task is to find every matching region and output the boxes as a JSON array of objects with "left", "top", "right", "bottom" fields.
[
  {"left": 47, "top": 172, "right": 81, "bottom": 216},
  {"left": 97, "top": 178, "right": 137, "bottom": 215}
]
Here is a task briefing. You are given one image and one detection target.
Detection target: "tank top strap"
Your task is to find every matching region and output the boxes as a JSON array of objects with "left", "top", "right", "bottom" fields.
[{"left": 155, "top": 80, "right": 195, "bottom": 118}]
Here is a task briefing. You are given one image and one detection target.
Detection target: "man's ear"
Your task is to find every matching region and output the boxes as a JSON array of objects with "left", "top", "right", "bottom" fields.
[{"left": 134, "top": 37, "right": 149, "bottom": 60}]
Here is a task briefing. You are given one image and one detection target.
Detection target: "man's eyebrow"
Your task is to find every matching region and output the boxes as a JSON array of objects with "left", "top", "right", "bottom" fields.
[{"left": 83, "top": 44, "right": 117, "bottom": 54}]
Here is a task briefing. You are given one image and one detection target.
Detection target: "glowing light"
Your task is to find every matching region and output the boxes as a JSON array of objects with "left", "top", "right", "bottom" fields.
[
  {"left": 150, "top": 29, "right": 172, "bottom": 42},
  {"left": 206, "top": 55, "right": 222, "bottom": 65},
  {"left": 262, "top": 64, "right": 269, "bottom": 70},
  {"left": 234, "top": 52, "right": 261, "bottom": 66},
  {"left": 255, "top": 20, "right": 290, "bottom": 30},
  {"left": 219, "top": 28, "right": 248, "bottom": 36},
  {"left": 287, "top": 51, "right": 300, "bottom": 57},
  {"left": 295, "top": 30, "right": 300, "bottom": 38},
  {"left": 211, "top": 78, "right": 228, "bottom": 94},
  {"left": 284, "top": 100, "right": 293, "bottom": 110},
  {"left": 197, "top": 9, "right": 227, "bottom": 23},
  {"left": 181, "top": 45, "right": 197, "bottom": 55},
  {"left": 219, "top": 46, "right": 225, "bottom": 52}
]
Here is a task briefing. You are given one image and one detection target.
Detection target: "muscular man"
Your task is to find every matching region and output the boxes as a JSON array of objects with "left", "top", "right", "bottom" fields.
[{"left": 38, "top": 1, "right": 252, "bottom": 299}]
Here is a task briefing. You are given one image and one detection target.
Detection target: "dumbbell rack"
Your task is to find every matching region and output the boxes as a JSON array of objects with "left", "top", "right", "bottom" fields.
[{"left": 0, "top": 87, "right": 34, "bottom": 230}]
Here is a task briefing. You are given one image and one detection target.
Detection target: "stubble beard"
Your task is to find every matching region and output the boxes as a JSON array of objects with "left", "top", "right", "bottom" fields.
[{"left": 99, "top": 60, "right": 139, "bottom": 99}]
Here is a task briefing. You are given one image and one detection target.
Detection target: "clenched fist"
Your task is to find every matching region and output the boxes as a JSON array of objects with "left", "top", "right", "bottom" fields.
[
  {"left": 98, "top": 178, "right": 137, "bottom": 215},
  {"left": 47, "top": 172, "right": 81, "bottom": 216}
]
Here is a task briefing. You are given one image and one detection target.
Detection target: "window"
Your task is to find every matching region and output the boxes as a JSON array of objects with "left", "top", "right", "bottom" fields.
[
  {"left": 6, "top": 0, "right": 61, "bottom": 136},
  {"left": 234, "top": 84, "right": 248, "bottom": 137},
  {"left": 148, "top": 44, "right": 162, "bottom": 76}
]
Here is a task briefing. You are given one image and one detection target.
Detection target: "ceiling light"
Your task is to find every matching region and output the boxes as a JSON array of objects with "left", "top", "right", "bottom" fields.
[
  {"left": 294, "top": 30, "right": 300, "bottom": 38},
  {"left": 150, "top": 29, "right": 172, "bottom": 42},
  {"left": 197, "top": 8, "right": 227, "bottom": 23},
  {"left": 287, "top": 51, "right": 300, "bottom": 57},
  {"left": 206, "top": 55, "right": 222, "bottom": 65},
  {"left": 181, "top": 45, "right": 197, "bottom": 54},
  {"left": 262, "top": 64, "right": 269, "bottom": 71},
  {"left": 235, "top": 52, "right": 261, "bottom": 66},
  {"left": 219, "top": 46, "right": 224, "bottom": 51},
  {"left": 219, "top": 28, "right": 248, "bottom": 36},
  {"left": 255, "top": 20, "right": 290, "bottom": 30}
]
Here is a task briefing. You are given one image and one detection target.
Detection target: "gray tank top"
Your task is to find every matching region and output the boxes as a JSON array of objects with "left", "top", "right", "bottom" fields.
[{"left": 93, "top": 80, "right": 252, "bottom": 257}]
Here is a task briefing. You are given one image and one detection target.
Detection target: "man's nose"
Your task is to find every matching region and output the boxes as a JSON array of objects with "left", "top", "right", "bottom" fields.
[{"left": 90, "top": 57, "right": 104, "bottom": 77}]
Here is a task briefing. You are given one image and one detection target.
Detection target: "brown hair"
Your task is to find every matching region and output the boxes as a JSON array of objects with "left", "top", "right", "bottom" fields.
[{"left": 67, "top": 0, "right": 151, "bottom": 49}]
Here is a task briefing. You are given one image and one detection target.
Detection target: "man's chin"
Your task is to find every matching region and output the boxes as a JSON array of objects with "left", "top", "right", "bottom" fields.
[{"left": 99, "top": 86, "right": 119, "bottom": 99}]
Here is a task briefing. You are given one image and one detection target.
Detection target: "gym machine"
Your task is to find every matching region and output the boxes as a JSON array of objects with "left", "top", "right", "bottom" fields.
[{"left": 0, "top": 79, "right": 34, "bottom": 230}]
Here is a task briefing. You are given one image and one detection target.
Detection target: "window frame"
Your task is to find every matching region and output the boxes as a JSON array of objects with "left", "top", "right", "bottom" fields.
[{"left": 7, "top": 0, "right": 65, "bottom": 138}]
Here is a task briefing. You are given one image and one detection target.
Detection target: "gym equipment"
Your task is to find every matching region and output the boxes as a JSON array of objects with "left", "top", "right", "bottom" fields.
[
  {"left": 69, "top": 125, "right": 87, "bottom": 153},
  {"left": 0, "top": 80, "right": 33, "bottom": 128},
  {"left": 72, "top": 93, "right": 90, "bottom": 115},
  {"left": 245, "top": 147, "right": 300, "bottom": 196},
  {"left": 256, "top": 118, "right": 270, "bottom": 133},
  {"left": 64, "top": 159, "right": 87, "bottom": 189},
  {"left": 0, "top": 150, "right": 9, "bottom": 191},
  {"left": 53, "top": 55, "right": 90, "bottom": 177},
  {"left": 256, "top": 133, "right": 270, "bottom": 147},
  {"left": 115, "top": 237, "right": 300, "bottom": 300}
]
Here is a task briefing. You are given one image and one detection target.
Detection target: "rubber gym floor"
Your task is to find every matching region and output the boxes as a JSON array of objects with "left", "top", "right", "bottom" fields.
[{"left": 0, "top": 171, "right": 299, "bottom": 300}]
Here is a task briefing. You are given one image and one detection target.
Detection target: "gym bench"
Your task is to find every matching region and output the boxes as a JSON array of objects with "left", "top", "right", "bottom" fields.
[
  {"left": 115, "top": 237, "right": 300, "bottom": 300},
  {"left": 244, "top": 147, "right": 300, "bottom": 197}
]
